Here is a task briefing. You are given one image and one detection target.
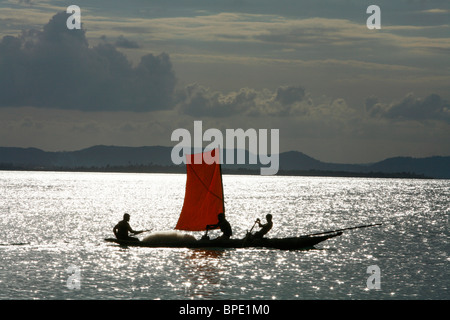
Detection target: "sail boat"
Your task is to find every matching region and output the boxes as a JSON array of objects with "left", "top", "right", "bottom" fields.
[
  {"left": 105, "top": 148, "right": 344, "bottom": 250},
  {"left": 175, "top": 148, "right": 225, "bottom": 232}
]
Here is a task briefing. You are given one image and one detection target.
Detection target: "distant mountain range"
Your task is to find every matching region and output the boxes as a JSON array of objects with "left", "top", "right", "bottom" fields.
[{"left": 0, "top": 145, "right": 449, "bottom": 179}]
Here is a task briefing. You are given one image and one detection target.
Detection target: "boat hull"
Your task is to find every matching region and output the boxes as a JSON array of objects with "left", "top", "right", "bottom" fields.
[{"left": 104, "top": 232, "right": 342, "bottom": 250}]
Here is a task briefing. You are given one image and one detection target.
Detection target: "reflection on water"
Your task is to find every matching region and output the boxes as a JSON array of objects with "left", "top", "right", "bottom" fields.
[
  {"left": 182, "top": 249, "right": 226, "bottom": 299},
  {"left": 0, "top": 171, "right": 448, "bottom": 299}
]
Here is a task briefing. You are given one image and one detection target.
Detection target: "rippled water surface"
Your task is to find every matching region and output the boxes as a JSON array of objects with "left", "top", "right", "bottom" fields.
[{"left": 0, "top": 171, "right": 448, "bottom": 299}]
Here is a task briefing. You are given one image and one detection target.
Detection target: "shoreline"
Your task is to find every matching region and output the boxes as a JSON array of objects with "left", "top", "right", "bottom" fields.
[{"left": 0, "top": 164, "right": 433, "bottom": 179}]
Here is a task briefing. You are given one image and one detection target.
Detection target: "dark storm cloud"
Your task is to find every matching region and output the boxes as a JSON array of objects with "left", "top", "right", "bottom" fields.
[
  {"left": 114, "top": 35, "right": 140, "bottom": 49},
  {"left": 177, "top": 84, "right": 256, "bottom": 117},
  {"left": 0, "top": 11, "right": 175, "bottom": 111},
  {"left": 178, "top": 83, "right": 309, "bottom": 117},
  {"left": 368, "top": 93, "right": 450, "bottom": 123},
  {"left": 275, "top": 86, "right": 305, "bottom": 105}
]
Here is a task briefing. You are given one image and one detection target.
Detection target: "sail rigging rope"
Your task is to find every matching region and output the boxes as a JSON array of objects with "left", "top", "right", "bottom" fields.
[{"left": 188, "top": 163, "right": 224, "bottom": 204}]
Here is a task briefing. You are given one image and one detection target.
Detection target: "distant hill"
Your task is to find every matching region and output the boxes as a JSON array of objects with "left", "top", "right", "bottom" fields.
[
  {"left": 279, "top": 151, "right": 362, "bottom": 172},
  {"left": 276, "top": 151, "right": 450, "bottom": 179},
  {"left": 0, "top": 145, "right": 172, "bottom": 168},
  {"left": 367, "top": 156, "right": 450, "bottom": 180},
  {"left": 0, "top": 145, "right": 449, "bottom": 178}
]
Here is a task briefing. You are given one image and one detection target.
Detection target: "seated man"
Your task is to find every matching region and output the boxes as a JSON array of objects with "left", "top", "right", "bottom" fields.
[
  {"left": 113, "top": 213, "right": 146, "bottom": 241},
  {"left": 206, "top": 213, "right": 232, "bottom": 240},
  {"left": 253, "top": 214, "right": 273, "bottom": 239}
]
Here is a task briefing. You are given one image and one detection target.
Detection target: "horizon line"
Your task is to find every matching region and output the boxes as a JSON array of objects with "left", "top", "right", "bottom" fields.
[{"left": 0, "top": 144, "right": 448, "bottom": 165}]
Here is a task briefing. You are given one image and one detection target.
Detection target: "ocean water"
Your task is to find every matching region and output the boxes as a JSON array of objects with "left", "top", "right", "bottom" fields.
[{"left": 0, "top": 171, "right": 448, "bottom": 300}]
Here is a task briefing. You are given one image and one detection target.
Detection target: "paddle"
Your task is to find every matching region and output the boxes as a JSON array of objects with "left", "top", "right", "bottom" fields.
[
  {"left": 305, "top": 223, "right": 382, "bottom": 237},
  {"left": 248, "top": 219, "right": 259, "bottom": 234},
  {"left": 242, "top": 219, "right": 260, "bottom": 244},
  {"left": 201, "top": 229, "right": 210, "bottom": 240},
  {"left": 134, "top": 229, "right": 152, "bottom": 235}
]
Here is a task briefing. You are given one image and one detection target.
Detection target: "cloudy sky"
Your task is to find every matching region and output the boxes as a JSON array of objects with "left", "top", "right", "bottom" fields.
[{"left": 0, "top": 0, "right": 449, "bottom": 163}]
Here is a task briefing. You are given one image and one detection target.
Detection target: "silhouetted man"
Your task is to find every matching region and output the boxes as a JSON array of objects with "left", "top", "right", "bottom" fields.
[
  {"left": 113, "top": 213, "right": 146, "bottom": 241},
  {"left": 206, "top": 213, "right": 232, "bottom": 240},
  {"left": 253, "top": 214, "right": 273, "bottom": 239}
]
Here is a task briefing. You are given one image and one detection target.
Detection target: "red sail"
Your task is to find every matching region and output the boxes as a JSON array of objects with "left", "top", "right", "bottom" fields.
[{"left": 175, "top": 149, "right": 224, "bottom": 231}]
